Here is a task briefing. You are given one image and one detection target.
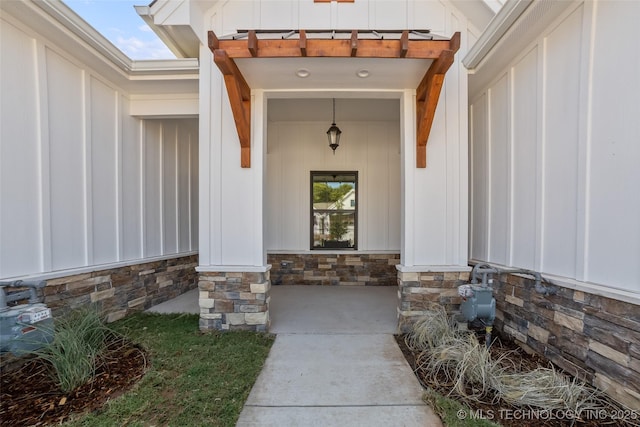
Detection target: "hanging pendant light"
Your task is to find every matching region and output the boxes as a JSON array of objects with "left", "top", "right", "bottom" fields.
[{"left": 326, "top": 98, "right": 342, "bottom": 154}]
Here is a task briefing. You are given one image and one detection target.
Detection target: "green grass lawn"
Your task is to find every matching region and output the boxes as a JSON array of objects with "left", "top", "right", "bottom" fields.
[
  {"left": 424, "top": 389, "right": 501, "bottom": 427},
  {"left": 64, "top": 313, "right": 274, "bottom": 427}
]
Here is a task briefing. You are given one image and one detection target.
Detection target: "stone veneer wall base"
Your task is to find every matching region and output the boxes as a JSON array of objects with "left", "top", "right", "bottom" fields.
[
  {"left": 268, "top": 253, "right": 400, "bottom": 286},
  {"left": 493, "top": 274, "right": 640, "bottom": 410},
  {"left": 397, "top": 268, "right": 640, "bottom": 409},
  {"left": 398, "top": 272, "right": 640, "bottom": 410},
  {"left": 42, "top": 255, "right": 198, "bottom": 322}
]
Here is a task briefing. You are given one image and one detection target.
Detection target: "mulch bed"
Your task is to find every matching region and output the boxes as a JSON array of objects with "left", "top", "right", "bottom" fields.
[
  {"left": 1, "top": 328, "right": 635, "bottom": 427},
  {"left": 396, "top": 332, "right": 637, "bottom": 427},
  {"left": 1, "top": 338, "right": 147, "bottom": 426}
]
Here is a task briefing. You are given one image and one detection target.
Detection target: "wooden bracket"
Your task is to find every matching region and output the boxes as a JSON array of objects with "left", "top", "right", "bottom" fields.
[
  {"left": 415, "top": 32, "right": 460, "bottom": 168},
  {"left": 213, "top": 47, "right": 252, "bottom": 168}
]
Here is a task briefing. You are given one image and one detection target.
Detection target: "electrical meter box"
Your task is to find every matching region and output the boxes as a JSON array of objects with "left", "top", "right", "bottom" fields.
[
  {"left": 0, "top": 303, "right": 54, "bottom": 355},
  {"left": 1, "top": 280, "right": 54, "bottom": 356}
]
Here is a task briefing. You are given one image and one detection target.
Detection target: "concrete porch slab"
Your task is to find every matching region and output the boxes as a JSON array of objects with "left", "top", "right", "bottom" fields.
[{"left": 270, "top": 285, "right": 398, "bottom": 334}]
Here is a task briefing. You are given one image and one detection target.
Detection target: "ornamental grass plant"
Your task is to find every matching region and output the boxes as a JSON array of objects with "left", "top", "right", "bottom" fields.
[
  {"left": 33, "top": 306, "right": 118, "bottom": 393},
  {"left": 406, "top": 305, "right": 626, "bottom": 419}
]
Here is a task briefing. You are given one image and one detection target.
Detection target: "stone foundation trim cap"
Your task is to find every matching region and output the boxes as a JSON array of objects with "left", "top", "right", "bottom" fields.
[
  {"left": 396, "top": 265, "right": 472, "bottom": 273},
  {"left": 196, "top": 265, "right": 272, "bottom": 273},
  {"left": 16, "top": 252, "right": 198, "bottom": 283}
]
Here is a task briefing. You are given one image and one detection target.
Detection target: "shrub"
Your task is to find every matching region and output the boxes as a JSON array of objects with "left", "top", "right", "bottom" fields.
[{"left": 34, "top": 306, "right": 117, "bottom": 392}]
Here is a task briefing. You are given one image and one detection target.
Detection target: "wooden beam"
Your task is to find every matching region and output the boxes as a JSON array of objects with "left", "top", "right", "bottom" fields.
[
  {"left": 248, "top": 30, "right": 258, "bottom": 57},
  {"left": 415, "top": 49, "right": 454, "bottom": 168},
  {"left": 214, "top": 37, "right": 453, "bottom": 59},
  {"left": 400, "top": 30, "right": 409, "bottom": 58},
  {"left": 299, "top": 30, "right": 307, "bottom": 57},
  {"left": 208, "top": 30, "right": 219, "bottom": 50},
  {"left": 350, "top": 30, "right": 358, "bottom": 57},
  {"left": 449, "top": 31, "right": 461, "bottom": 53},
  {"left": 214, "top": 49, "right": 252, "bottom": 168}
]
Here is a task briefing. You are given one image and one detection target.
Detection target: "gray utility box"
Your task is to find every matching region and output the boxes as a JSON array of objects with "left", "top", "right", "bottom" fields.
[
  {"left": 459, "top": 285, "right": 496, "bottom": 324},
  {"left": 0, "top": 281, "right": 54, "bottom": 355},
  {"left": 0, "top": 303, "right": 53, "bottom": 355}
]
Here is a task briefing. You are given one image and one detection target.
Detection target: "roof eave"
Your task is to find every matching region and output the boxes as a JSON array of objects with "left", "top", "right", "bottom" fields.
[
  {"left": 462, "top": 0, "right": 533, "bottom": 70},
  {"left": 135, "top": 5, "right": 201, "bottom": 59},
  {"left": 34, "top": 0, "right": 133, "bottom": 70}
]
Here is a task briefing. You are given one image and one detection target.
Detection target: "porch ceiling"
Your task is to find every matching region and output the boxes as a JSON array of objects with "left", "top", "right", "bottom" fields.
[
  {"left": 208, "top": 29, "right": 460, "bottom": 168},
  {"left": 236, "top": 57, "right": 432, "bottom": 90}
]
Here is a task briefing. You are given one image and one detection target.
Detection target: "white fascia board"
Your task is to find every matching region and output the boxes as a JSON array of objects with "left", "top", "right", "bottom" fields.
[
  {"left": 130, "top": 93, "right": 199, "bottom": 117},
  {"left": 34, "top": 0, "right": 132, "bottom": 70},
  {"left": 131, "top": 59, "right": 200, "bottom": 75},
  {"left": 463, "top": 0, "right": 533, "bottom": 70},
  {"left": 148, "top": 0, "right": 190, "bottom": 25}
]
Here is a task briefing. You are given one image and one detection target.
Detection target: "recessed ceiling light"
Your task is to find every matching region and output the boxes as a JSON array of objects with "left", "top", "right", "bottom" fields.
[
  {"left": 356, "top": 69, "right": 370, "bottom": 78},
  {"left": 296, "top": 69, "right": 310, "bottom": 78}
]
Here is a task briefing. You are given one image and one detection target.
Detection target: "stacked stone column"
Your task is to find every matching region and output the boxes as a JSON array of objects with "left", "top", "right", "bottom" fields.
[
  {"left": 396, "top": 269, "right": 471, "bottom": 333},
  {"left": 198, "top": 270, "right": 271, "bottom": 332}
]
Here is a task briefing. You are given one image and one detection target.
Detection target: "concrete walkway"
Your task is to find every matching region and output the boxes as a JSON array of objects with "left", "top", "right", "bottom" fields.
[
  {"left": 146, "top": 288, "right": 200, "bottom": 314},
  {"left": 243, "top": 286, "right": 441, "bottom": 427},
  {"left": 148, "top": 286, "right": 442, "bottom": 427}
]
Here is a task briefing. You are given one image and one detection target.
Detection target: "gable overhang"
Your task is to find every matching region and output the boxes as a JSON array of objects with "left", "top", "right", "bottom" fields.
[{"left": 208, "top": 29, "right": 460, "bottom": 168}]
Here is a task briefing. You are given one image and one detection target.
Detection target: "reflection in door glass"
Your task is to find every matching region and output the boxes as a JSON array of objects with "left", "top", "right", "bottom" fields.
[{"left": 311, "top": 172, "right": 357, "bottom": 249}]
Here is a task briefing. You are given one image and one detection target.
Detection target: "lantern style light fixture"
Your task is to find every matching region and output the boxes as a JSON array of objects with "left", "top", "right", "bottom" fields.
[{"left": 326, "top": 98, "right": 342, "bottom": 154}]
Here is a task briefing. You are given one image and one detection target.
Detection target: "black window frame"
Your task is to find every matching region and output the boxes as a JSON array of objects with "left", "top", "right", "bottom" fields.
[{"left": 310, "top": 171, "right": 358, "bottom": 250}]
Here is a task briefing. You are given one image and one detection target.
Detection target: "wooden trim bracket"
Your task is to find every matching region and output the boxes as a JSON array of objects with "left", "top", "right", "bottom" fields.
[
  {"left": 213, "top": 47, "right": 252, "bottom": 168},
  {"left": 415, "top": 32, "right": 460, "bottom": 168}
]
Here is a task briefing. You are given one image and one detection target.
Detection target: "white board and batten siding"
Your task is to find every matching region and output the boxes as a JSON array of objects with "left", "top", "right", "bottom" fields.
[
  {"left": 266, "top": 117, "right": 401, "bottom": 252},
  {"left": 217, "top": 0, "right": 450, "bottom": 35},
  {"left": 0, "top": 16, "right": 198, "bottom": 280},
  {"left": 470, "top": 1, "right": 640, "bottom": 295}
]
